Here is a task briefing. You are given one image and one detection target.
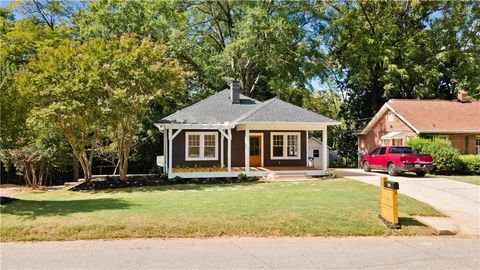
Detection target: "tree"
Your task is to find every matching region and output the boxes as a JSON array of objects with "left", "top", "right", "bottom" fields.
[
  {"left": 101, "top": 35, "right": 187, "bottom": 181},
  {"left": 321, "top": 0, "right": 479, "bottom": 164},
  {"left": 15, "top": 38, "right": 108, "bottom": 182}
]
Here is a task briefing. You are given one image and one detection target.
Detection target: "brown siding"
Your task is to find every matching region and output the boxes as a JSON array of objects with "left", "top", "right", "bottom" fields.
[
  {"left": 172, "top": 128, "right": 307, "bottom": 168},
  {"left": 172, "top": 130, "right": 222, "bottom": 168},
  {"left": 258, "top": 130, "right": 307, "bottom": 166}
]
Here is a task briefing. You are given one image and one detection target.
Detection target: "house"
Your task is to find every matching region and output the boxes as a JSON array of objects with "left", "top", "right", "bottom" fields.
[
  {"left": 356, "top": 91, "right": 480, "bottom": 162},
  {"left": 307, "top": 137, "right": 332, "bottom": 168},
  {"left": 155, "top": 81, "right": 339, "bottom": 179}
]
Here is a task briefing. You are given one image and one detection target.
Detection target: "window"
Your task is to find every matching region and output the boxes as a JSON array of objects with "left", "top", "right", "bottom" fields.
[
  {"left": 271, "top": 132, "right": 301, "bottom": 159},
  {"left": 371, "top": 148, "right": 381, "bottom": 155},
  {"left": 379, "top": 147, "right": 386, "bottom": 155},
  {"left": 287, "top": 135, "right": 298, "bottom": 157},
  {"left": 313, "top": 149, "right": 320, "bottom": 158},
  {"left": 185, "top": 132, "right": 218, "bottom": 160},
  {"left": 476, "top": 137, "right": 480, "bottom": 155},
  {"left": 392, "top": 139, "right": 403, "bottom": 146},
  {"left": 390, "top": 147, "right": 413, "bottom": 154},
  {"left": 381, "top": 139, "right": 390, "bottom": 146},
  {"left": 272, "top": 135, "right": 284, "bottom": 157}
]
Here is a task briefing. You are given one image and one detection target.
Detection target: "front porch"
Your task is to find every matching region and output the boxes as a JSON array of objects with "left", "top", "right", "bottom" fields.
[{"left": 170, "top": 166, "right": 326, "bottom": 179}]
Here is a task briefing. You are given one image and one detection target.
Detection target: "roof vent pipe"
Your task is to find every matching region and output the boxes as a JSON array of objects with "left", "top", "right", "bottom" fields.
[{"left": 230, "top": 80, "right": 240, "bottom": 104}]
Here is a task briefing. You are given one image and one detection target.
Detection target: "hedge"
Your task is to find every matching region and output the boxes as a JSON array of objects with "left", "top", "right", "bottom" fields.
[
  {"left": 459, "top": 155, "right": 480, "bottom": 175},
  {"left": 407, "top": 137, "right": 461, "bottom": 175}
]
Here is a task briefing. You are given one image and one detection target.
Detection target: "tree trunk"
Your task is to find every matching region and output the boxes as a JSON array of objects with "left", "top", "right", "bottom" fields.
[{"left": 73, "top": 157, "right": 79, "bottom": 182}]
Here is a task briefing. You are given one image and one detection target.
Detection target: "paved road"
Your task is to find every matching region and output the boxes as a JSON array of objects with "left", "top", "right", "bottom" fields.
[
  {"left": 337, "top": 169, "right": 480, "bottom": 236},
  {"left": 1, "top": 237, "right": 479, "bottom": 269}
]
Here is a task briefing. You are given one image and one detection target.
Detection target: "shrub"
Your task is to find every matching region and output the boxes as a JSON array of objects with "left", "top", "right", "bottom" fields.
[
  {"left": 237, "top": 173, "right": 247, "bottom": 182},
  {"left": 407, "top": 137, "right": 461, "bottom": 175},
  {"left": 459, "top": 155, "right": 480, "bottom": 175}
]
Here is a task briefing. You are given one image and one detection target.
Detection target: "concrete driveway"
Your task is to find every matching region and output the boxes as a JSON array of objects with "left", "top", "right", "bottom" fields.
[
  {"left": 336, "top": 169, "right": 480, "bottom": 236},
  {"left": 1, "top": 237, "right": 479, "bottom": 269}
]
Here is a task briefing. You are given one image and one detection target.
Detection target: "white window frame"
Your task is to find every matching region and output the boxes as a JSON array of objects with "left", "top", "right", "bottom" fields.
[
  {"left": 185, "top": 132, "right": 218, "bottom": 161},
  {"left": 270, "top": 132, "right": 301, "bottom": 160},
  {"left": 476, "top": 136, "right": 480, "bottom": 155}
]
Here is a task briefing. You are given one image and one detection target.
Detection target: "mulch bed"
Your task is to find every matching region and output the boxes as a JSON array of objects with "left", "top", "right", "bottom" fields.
[
  {"left": 70, "top": 175, "right": 258, "bottom": 192},
  {"left": 0, "top": 196, "right": 19, "bottom": 205}
]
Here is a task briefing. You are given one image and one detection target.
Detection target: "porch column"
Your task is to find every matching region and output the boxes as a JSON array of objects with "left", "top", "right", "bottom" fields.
[
  {"left": 245, "top": 129, "right": 250, "bottom": 171},
  {"left": 227, "top": 128, "right": 232, "bottom": 172},
  {"left": 163, "top": 128, "right": 168, "bottom": 173},
  {"left": 305, "top": 131, "right": 309, "bottom": 166},
  {"left": 220, "top": 132, "right": 224, "bottom": 168},
  {"left": 322, "top": 126, "right": 328, "bottom": 171},
  {"left": 168, "top": 128, "right": 173, "bottom": 174}
]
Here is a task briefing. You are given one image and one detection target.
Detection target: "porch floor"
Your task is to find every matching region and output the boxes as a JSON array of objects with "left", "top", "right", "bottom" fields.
[{"left": 172, "top": 166, "right": 322, "bottom": 173}]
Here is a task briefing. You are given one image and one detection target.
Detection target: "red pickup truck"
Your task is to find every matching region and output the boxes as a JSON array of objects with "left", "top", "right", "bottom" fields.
[{"left": 362, "top": 146, "right": 433, "bottom": 177}]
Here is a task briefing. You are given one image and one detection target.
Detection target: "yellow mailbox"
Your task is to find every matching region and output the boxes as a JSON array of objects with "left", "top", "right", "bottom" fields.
[{"left": 379, "top": 176, "right": 401, "bottom": 229}]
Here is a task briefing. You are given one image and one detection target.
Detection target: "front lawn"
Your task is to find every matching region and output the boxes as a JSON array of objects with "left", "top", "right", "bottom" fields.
[
  {"left": 434, "top": 175, "right": 480, "bottom": 186},
  {"left": 0, "top": 179, "right": 443, "bottom": 241}
]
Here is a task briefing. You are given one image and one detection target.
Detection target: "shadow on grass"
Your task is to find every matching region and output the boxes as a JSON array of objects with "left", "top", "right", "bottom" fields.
[
  {"left": 99, "top": 182, "right": 261, "bottom": 194},
  {"left": 399, "top": 217, "right": 428, "bottom": 227},
  {"left": 1, "top": 198, "right": 132, "bottom": 220}
]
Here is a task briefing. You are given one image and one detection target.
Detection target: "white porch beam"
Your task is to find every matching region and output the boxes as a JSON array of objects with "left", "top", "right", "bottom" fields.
[
  {"left": 227, "top": 128, "right": 232, "bottom": 172},
  {"left": 322, "top": 127, "right": 328, "bottom": 171},
  {"left": 171, "top": 129, "right": 182, "bottom": 140},
  {"left": 245, "top": 129, "right": 250, "bottom": 171}
]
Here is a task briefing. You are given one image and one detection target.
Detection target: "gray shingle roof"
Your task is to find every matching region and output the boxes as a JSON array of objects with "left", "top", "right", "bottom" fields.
[
  {"left": 160, "top": 89, "right": 338, "bottom": 125},
  {"left": 237, "top": 98, "right": 338, "bottom": 123},
  {"left": 161, "top": 89, "right": 261, "bottom": 124}
]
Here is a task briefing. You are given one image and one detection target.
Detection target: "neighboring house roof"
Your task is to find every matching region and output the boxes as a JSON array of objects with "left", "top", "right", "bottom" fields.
[
  {"left": 359, "top": 99, "right": 480, "bottom": 135},
  {"left": 160, "top": 89, "right": 339, "bottom": 125},
  {"left": 308, "top": 137, "right": 332, "bottom": 149}
]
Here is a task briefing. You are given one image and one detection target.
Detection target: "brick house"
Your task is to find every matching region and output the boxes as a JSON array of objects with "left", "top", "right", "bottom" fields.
[{"left": 356, "top": 92, "right": 480, "bottom": 162}]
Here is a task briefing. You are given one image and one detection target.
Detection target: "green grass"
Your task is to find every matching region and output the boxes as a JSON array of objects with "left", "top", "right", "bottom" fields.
[
  {"left": 0, "top": 179, "right": 443, "bottom": 241},
  {"left": 433, "top": 175, "right": 480, "bottom": 185}
]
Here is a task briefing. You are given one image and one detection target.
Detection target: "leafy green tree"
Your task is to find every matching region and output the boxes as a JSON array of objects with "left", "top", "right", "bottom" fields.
[
  {"left": 14, "top": 38, "right": 108, "bottom": 182},
  {"left": 100, "top": 35, "right": 187, "bottom": 180},
  {"left": 322, "top": 0, "right": 479, "bottom": 164}
]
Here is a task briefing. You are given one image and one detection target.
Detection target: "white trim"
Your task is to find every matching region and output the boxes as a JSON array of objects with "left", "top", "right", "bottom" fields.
[
  {"left": 322, "top": 127, "right": 328, "bottom": 170},
  {"left": 270, "top": 132, "right": 301, "bottom": 160},
  {"left": 476, "top": 136, "right": 480, "bottom": 155},
  {"left": 167, "top": 170, "right": 326, "bottom": 179},
  {"left": 245, "top": 129, "right": 250, "bottom": 171},
  {"left": 305, "top": 131, "right": 309, "bottom": 166},
  {"left": 163, "top": 129, "right": 167, "bottom": 173},
  {"left": 185, "top": 131, "right": 219, "bottom": 161},
  {"left": 249, "top": 132, "right": 264, "bottom": 167},
  {"left": 386, "top": 103, "right": 420, "bottom": 134},
  {"left": 380, "top": 131, "right": 402, "bottom": 140},
  {"left": 227, "top": 128, "right": 232, "bottom": 172},
  {"left": 158, "top": 123, "right": 233, "bottom": 130},
  {"left": 168, "top": 128, "right": 173, "bottom": 174},
  {"left": 220, "top": 134, "right": 224, "bottom": 167}
]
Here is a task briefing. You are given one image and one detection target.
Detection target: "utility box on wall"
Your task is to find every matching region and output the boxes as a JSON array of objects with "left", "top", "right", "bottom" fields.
[{"left": 379, "top": 176, "right": 401, "bottom": 229}]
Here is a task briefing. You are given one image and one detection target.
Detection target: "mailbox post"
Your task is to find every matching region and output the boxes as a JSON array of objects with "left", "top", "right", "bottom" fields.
[{"left": 379, "top": 176, "right": 401, "bottom": 229}]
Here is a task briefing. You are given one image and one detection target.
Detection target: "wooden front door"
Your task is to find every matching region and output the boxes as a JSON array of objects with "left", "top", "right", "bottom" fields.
[{"left": 249, "top": 136, "right": 262, "bottom": 167}]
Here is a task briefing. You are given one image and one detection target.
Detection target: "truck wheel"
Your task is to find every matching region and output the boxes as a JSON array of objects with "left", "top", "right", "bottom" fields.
[
  {"left": 363, "top": 161, "right": 371, "bottom": 172},
  {"left": 416, "top": 171, "right": 426, "bottom": 177},
  {"left": 388, "top": 163, "right": 398, "bottom": 176}
]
